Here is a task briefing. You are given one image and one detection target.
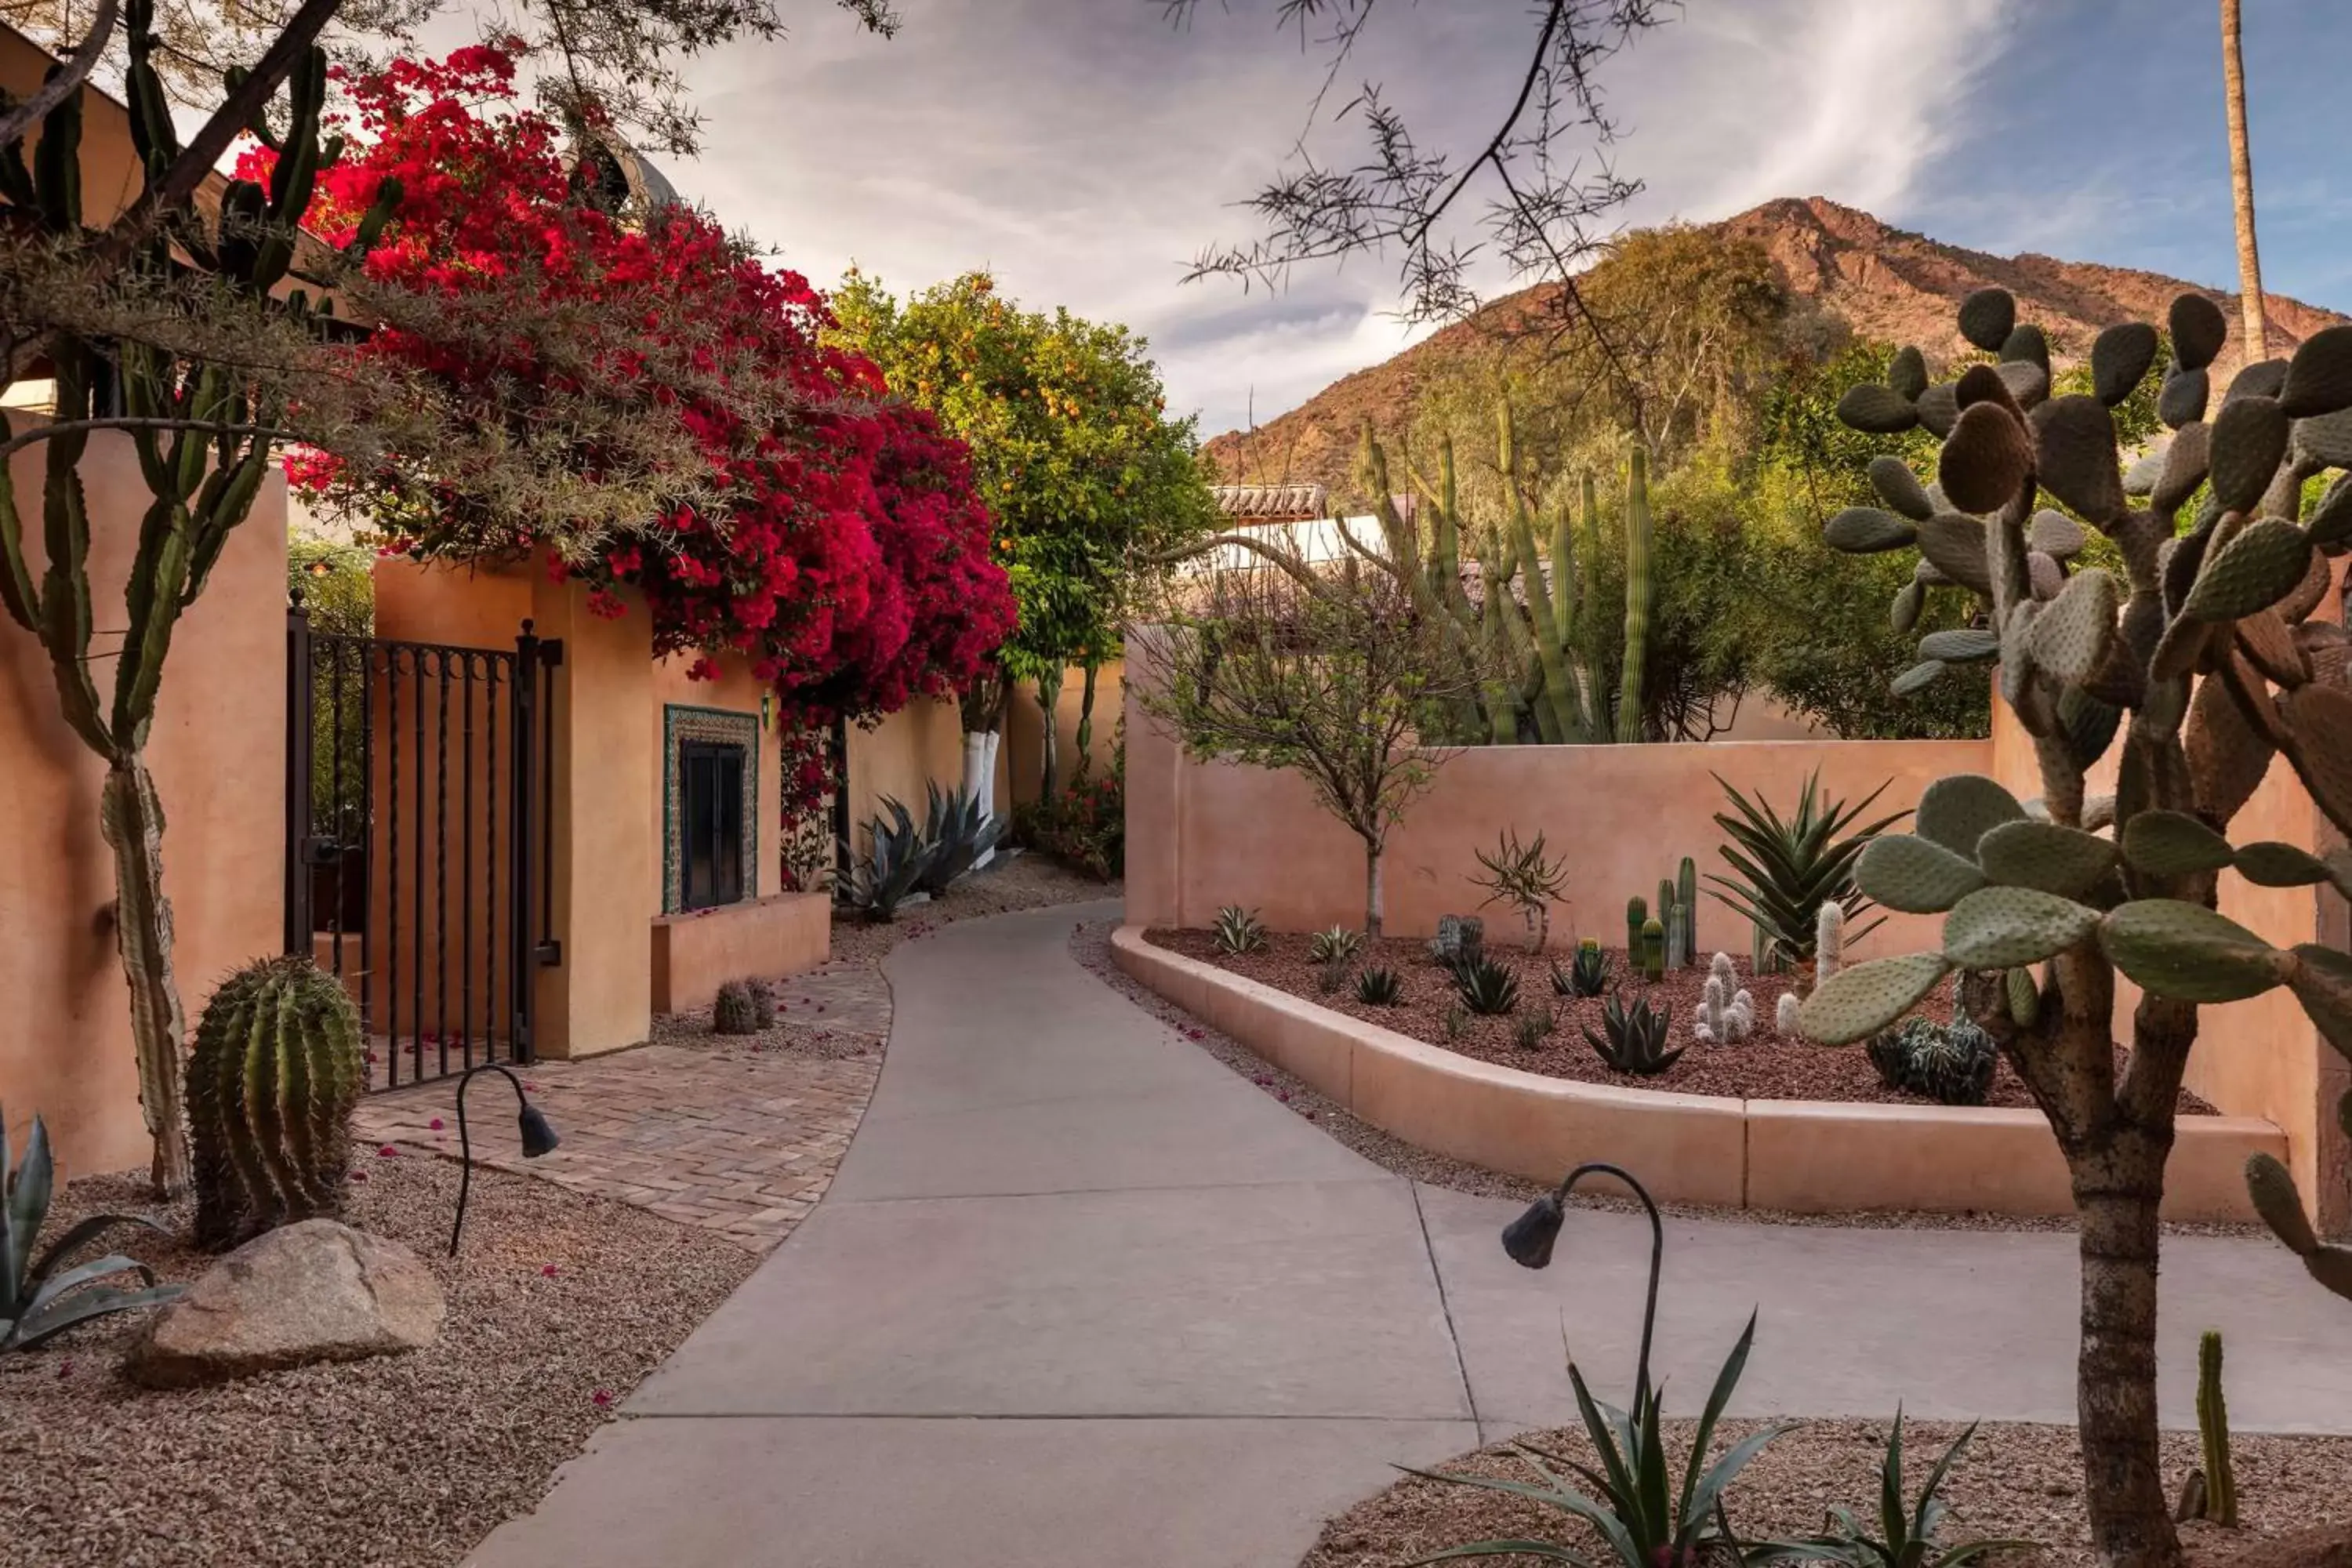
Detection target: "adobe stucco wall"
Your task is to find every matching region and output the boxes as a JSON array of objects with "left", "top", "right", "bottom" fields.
[
  {"left": 650, "top": 655, "right": 784, "bottom": 905},
  {"left": 0, "top": 434, "right": 286, "bottom": 1178},
  {"left": 843, "top": 695, "right": 968, "bottom": 844},
  {"left": 1004, "top": 659, "right": 1127, "bottom": 803},
  {"left": 652, "top": 892, "right": 829, "bottom": 1013}
]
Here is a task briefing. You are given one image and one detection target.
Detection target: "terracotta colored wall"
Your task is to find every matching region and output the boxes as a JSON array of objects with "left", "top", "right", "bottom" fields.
[
  {"left": 1004, "top": 659, "right": 1127, "bottom": 805},
  {"left": 650, "top": 655, "right": 782, "bottom": 903},
  {"left": 0, "top": 433, "right": 286, "bottom": 1178},
  {"left": 1126, "top": 661, "right": 1985, "bottom": 960},
  {"left": 842, "top": 695, "right": 967, "bottom": 844},
  {"left": 651, "top": 892, "right": 829, "bottom": 1013}
]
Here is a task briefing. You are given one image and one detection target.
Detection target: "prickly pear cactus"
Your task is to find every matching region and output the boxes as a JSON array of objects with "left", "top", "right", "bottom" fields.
[
  {"left": 1818, "top": 286, "right": 2352, "bottom": 1307},
  {"left": 188, "top": 955, "right": 365, "bottom": 1250}
]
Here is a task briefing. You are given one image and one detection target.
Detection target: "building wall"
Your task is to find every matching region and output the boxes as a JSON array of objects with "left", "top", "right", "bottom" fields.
[
  {"left": 650, "top": 656, "right": 783, "bottom": 904},
  {"left": 1003, "top": 659, "right": 1127, "bottom": 806},
  {"left": 0, "top": 433, "right": 286, "bottom": 1178}
]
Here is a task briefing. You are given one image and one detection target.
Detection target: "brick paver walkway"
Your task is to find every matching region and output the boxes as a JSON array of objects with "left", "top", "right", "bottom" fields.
[{"left": 355, "top": 1041, "right": 881, "bottom": 1252}]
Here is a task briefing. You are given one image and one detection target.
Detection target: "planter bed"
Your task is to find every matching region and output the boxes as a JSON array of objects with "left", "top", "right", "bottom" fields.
[{"left": 1148, "top": 928, "right": 2215, "bottom": 1116}]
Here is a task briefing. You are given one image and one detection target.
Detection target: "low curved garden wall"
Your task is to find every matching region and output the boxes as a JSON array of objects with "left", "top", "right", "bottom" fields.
[{"left": 1112, "top": 927, "right": 2282, "bottom": 1221}]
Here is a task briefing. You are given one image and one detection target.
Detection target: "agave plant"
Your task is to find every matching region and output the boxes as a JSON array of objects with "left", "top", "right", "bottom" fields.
[
  {"left": 1308, "top": 925, "right": 1365, "bottom": 965},
  {"left": 1212, "top": 906, "right": 1269, "bottom": 956},
  {"left": 1356, "top": 966, "right": 1404, "bottom": 1006},
  {"left": 1755, "top": 1411, "right": 2028, "bottom": 1567},
  {"left": 915, "top": 780, "right": 1004, "bottom": 896},
  {"left": 1552, "top": 940, "right": 1610, "bottom": 999},
  {"left": 848, "top": 797, "right": 936, "bottom": 922},
  {"left": 3, "top": 1111, "right": 183, "bottom": 1354},
  {"left": 1706, "top": 771, "right": 1906, "bottom": 969},
  {"left": 1584, "top": 989, "right": 1683, "bottom": 1076},
  {"left": 1452, "top": 954, "right": 1523, "bottom": 1016}
]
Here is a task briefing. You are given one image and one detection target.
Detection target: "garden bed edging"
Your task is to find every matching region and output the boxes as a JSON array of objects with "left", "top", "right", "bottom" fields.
[{"left": 1112, "top": 927, "right": 2282, "bottom": 1221}]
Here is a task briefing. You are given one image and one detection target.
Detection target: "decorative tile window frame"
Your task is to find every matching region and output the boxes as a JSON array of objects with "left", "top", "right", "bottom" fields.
[{"left": 662, "top": 704, "right": 760, "bottom": 914}]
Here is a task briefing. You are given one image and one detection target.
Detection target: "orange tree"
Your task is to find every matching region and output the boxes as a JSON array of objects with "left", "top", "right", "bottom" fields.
[{"left": 829, "top": 270, "right": 1216, "bottom": 797}]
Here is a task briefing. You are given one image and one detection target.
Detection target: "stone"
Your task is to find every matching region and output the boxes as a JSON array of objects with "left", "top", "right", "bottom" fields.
[{"left": 129, "top": 1219, "right": 444, "bottom": 1387}]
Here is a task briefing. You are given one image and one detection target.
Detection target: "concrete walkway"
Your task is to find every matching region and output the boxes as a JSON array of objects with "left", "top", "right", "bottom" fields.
[{"left": 469, "top": 903, "right": 2352, "bottom": 1568}]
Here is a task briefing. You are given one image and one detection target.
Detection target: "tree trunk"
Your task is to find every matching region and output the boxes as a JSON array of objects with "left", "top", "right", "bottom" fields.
[
  {"left": 1365, "top": 844, "right": 1385, "bottom": 938},
  {"left": 2221, "top": 0, "right": 2267, "bottom": 361},
  {"left": 100, "top": 755, "right": 192, "bottom": 1197},
  {"left": 2072, "top": 1124, "right": 2183, "bottom": 1568},
  {"left": 1037, "top": 666, "right": 1065, "bottom": 803},
  {"left": 1075, "top": 660, "right": 1099, "bottom": 778}
]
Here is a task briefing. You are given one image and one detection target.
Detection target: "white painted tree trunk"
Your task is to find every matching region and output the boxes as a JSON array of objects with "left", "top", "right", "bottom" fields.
[{"left": 964, "top": 729, "right": 1002, "bottom": 867}]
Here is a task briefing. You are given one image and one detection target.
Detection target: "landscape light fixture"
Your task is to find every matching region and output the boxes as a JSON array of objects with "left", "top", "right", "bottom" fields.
[
  {"left": 1500, "top": 1160, "right": 1664, "bottom": 1414},
  {"left": 448, "top": 1062, "right": 560, "bottom": 1257}
]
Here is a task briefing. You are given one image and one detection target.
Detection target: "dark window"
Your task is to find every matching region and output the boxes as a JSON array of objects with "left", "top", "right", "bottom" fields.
[{"left": 680, "top": 740, "right": 746, "bottom": 911}]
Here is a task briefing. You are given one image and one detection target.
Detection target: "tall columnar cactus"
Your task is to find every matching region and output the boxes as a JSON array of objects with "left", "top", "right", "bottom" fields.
[
  {"left": 1615, "top": 445, "right": 1653, "bottom": 744},
  {"left": 1676, "top": 857, "right": 1699, "bottom": 967},
  {"left": 1802, "top": 285, "right": 2352, "bottom": 1565},
  {"left": 1813, "top": 902, "right": 1845, "bottom": 991},
  {"left": 0, "top": 5, "right": 398, "bottom": 1195},
  {"left": 1639, "top": 916, "right": 1666, "bottom": 982},
  {"left": 2195, "top": 1330, "right": 2238, "bottom": 1527},
  {"left": 1625, "top": 895, "right": 1647, "bottom": 959},
  {"left": 188, "top": 955, "right": 365, "bottom": 1250}
]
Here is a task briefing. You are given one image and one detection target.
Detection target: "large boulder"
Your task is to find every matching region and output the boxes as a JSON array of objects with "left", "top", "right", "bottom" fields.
[{"left": 129, "top": 1219, "right": 443, "bottom": 1387}]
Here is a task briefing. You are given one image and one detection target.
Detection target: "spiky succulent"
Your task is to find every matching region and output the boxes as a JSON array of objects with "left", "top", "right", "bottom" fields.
[
  {"left": 1513, "top": 1002, "right": 1557, "bottom": 1050},
  {"left": 1552, "top": 939, "right": 1610, "bottom": 999},
  {"left": 849, "top": 797, "right": 936, "bottom": 922},
  {"left": 188, "top": 955, "right": 365, "bottom": 1250},
  {"left": 713, "top": 978, "right": 774, "bottom": 1035},
  {"left": 1451, "top": 954, "right": 1523, "bottom": 1016},
  {"left": 1707, "top": 770, "right": 1903, "bottom": 969},
  {"left": 1212, "top": 905, "right": 1269, "bottom": 956},
  {"left": 1867, "top": 1016, "right": 1996, "bottom": 1107},
  {"left": 1308, "top": 925, "right": 1365, "bottom": 965},
  {"left": 1809, "top": 287, "right": 2352, "bottom": 1297},
  {"left": 2, "top": 1109, "right": 183, "bottom": 1353},
  {"left": 1584, "top": 989, "right": 1683, "bottom": 1076},
  {"left": 1355, "top": 965, "right": 1404, "bottom": 1006},
  {"left": 915, "top": 780, "right": 1004, "bottom": 895}
]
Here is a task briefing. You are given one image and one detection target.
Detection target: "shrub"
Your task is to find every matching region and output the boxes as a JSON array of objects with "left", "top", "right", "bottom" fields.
[{"left": 1022, "top": 746, "right": 1125, "bottom": 880}]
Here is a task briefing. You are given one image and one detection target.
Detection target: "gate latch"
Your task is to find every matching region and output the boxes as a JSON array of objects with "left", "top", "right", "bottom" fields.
[{"left": 299, "top": 837, "right": 344, "bottom": 867}]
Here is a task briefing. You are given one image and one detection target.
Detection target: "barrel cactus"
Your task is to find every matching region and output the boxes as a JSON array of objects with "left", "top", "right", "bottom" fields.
[
  {"left": 713, "top": 978, "right": 774, "bottom": 1035},
  {"left": 1809, "top": 288, "right": 2352, "bottom": 1560},
  {"left": 188, "top": 955, "right": 365, "bottom": 1250}
]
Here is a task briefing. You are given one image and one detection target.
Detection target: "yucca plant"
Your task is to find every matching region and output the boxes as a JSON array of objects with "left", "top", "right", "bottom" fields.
[
  {"left": 1356, "top": 966, "right": 1404, "bottom": 1006},
  {"left": 1755, "top": 1411, "right": 2027, "bottom": 1566},
  {"left": 1706, "top": 770, "right": 1905, "bottom": 969},
  {"left": 1585, "top": 989, "right": 1683, "bottom": 1076},
  {"left": 2, "top": 1110, "right": 183, "bottom": 1354},
  {"left": 1308, "top": 925, "right": 1365, "bottom": 965},
  {"left": 848, "top": 797, "right": 936, "bottom": 922},
  {"left": 1452, "top": 954, "right": 1522, "bottom": 1016},
  {"left": 1212, "top": 905, "right": 1269, "bottom": 956}
]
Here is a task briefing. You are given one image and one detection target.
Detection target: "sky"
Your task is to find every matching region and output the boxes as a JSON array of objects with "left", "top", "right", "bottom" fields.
[{"left": 527, "top": 1, "right": 2352, "bottom": 441}]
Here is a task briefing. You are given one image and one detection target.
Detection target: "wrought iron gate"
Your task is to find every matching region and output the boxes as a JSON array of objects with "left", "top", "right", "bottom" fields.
[{"left": 284, "top": 596, "right": 561, "bottom": 1088}]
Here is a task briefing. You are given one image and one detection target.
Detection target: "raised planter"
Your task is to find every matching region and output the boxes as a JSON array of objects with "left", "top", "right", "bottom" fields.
[
  {"left": 652, "top": 891, "right": 831, "bottom": 1014},
  {"left": 1111, "top": 927, "right": 2282, "bottom": 1221}
]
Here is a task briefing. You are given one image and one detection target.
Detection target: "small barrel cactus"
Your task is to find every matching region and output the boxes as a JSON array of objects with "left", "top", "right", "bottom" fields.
[
  {"left": 189, "top": 954, "right": 365, "bottom": 1250},
  {"left": 713, "top": 978, "right": 775, "bottom": 1035}
]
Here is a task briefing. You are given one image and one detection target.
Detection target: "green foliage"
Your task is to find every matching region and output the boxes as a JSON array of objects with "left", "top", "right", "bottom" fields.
[
  {"left": 1707, "top": 770, "right": 1903, "bottom": 967},
  {"left": 1, "top": 1110, "right": 181, "bottom": 1354},
  {"left": 187, "top": 955, "right": 364, "bottom": 1249},
  {"left": 713, "top": 978, "right": 774, "bottom": 1036},
  {"left": 1755, "top": 1411, "right": 2028, "bottom": 1566},
  {"left": 2195, "top": 1330, "right": 2238, "bottom": 1528},
  {"left": 1450, "top": 954, "right": 1523, "bottom": 1017},
  {"left": 1584, "top": 989, "right": 1683, "bottom": 1075},
  {"left": 1308, "top": 926, "right": 1365, "bottom": 965},
  {"left": 1021, "top": 734, "right": 1124, "bottom": 880},
  {"left": 829, "top": 270, "right": 1218, "bottom": 679},
  {"left": 915, "top": 780, "right": 1003, "bottom": 895},
  {"left": 1406, "top": 1310, "right": 1781, "bottom": 1568},
  {"left": 1865, "top": 1017, "right": 1997, "bottom": 1107},
  {"left": 1356, "top": 965, "right": 1404, "bottom": 1006},
  {"left": 1554, "top": 941, "right": 1610, "bottom": 999},
  {"left": 1212, "top": 906, "right": 1269, "bottom": 956},
  {"left": 849, "top": 798, "right": 935, "bottom": 922}
]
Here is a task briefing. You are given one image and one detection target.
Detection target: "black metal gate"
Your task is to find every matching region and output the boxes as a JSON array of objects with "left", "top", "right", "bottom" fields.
[{"left": 284, "top": 596, "right": 561, "bottom": 1089}]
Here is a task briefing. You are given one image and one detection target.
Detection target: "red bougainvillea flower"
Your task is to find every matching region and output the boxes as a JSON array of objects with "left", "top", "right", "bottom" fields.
[
  {"left": 428, "top": 1117, "right": 445, "bottom": 1131},
  {"left": 591, "top": 1389, "right": 614, "bottom": 1408},
  {"left": 542, "top": 1265, "right": 561, "bottom": 1278},
  {"left": 377, "top": 1145, "right": 400, "bottom": 1158}
]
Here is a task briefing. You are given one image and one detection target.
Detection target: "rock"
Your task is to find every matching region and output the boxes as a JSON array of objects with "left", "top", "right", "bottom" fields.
[{"left": 129, "top": 1220, "right": 443, "bottom": 1387}]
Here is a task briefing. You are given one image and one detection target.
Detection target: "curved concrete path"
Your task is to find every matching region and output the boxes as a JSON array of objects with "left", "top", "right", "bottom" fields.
[{"left": 470, "top": 902, "right": 2352, "bottom": 1568}]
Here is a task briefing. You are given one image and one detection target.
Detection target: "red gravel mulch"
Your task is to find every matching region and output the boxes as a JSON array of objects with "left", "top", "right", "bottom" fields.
[{"left": 1149, "top": 928, "right": 2215, "bottom": 1115}]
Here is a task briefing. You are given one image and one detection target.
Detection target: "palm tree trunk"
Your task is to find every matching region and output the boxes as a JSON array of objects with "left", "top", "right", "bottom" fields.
[
  {"left": 100, "top": 754, "right": 193, "bottom": 1196},
  {"left": 2221, "top": 0, "right": 2267, "bottom": 361}
]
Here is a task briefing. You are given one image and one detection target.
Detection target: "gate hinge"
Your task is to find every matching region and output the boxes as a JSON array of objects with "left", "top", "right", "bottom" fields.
[
  {"left": 534, "top": 938, "right": 564, "bottom": 967},
  {"left": 538, "top": 638, "right": 564, "bottom": 668}
]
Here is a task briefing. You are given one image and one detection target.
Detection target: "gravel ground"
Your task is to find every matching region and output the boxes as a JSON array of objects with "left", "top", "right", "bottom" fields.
[
  {"left": 829, "top": 850, "right": 1118, "bottom": 970},
  {"left": 1149, "top": 928, "right": 2216, "bottom": 1116},
  {"left": 0, "top": 1157, "right": 755, "bottom": 1568},
  {"left": 1301, "top": 1417, "right": 2352, "bottom": 1568},
  {"left": 1074, "top": 921, "right": 2263, "bottom": 1238}
]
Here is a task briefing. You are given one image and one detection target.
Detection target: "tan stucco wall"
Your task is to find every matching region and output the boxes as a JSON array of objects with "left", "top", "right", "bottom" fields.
[
  {"left": 0, "top": 432, "right": 286, "bottom": 1178},
  {"left": 651, "top": 655, "right": 782, "bottom": 904},
  {"left": 842, "top": 695, "right": 967, "bottom": 844},
  {"left": 1004, "top": 660, "right": 1127, "bottom": 804},
  {"left": 651, "top": 892, "right": 829, "bottom": 1013}
]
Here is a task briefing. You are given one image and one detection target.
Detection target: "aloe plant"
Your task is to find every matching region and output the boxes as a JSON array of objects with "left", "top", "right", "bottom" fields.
[
  {"left": 1552, "top": 939, "right": 1610, "bottom": 999},
  {"left": 1706, "top": 770, "right": 1904, "bottom": 971},
  {"left": 1584, "top": 989, "right": 1682, "bottom": 1076},
  {"left": 1755, "top": 1411, "right": 2029, "bottom": 1567},
  {"left": 1450, "top": 953, "right": 1522, "bottom": 1016},
  {"left": 1356, "top": 966, "right": 1404, "bottom": 1006},
  {"left": 2, "top": 1110, "right": 183, "bottom": 1354}
]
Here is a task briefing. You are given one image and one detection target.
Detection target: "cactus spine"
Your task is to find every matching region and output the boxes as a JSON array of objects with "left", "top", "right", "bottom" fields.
[
  {"left": 2196, "top": 1329, "right": 2238, "bottom": 1526},
  {"left": 1615, "top": 446, "right": 1653, "bottom": 744},
  {"left": 1814, "top": 902, "right": 1846, "bottom": 991},
  {"left": 188, "top": 955, "right": 365, "bottom": 1250},
  {"left": 1775, "top": 991, "right": 1804, "bottom": 1037},
  {"left": 1676, "top": 857, "right": 1698, "bottom": 967}
]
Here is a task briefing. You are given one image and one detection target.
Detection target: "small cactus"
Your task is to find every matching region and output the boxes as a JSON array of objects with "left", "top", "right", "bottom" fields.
[
  {"left": 1815, "top": 902, "right": 1846, "bottom": 989},
  {"left": 1864, "top": 1016, "right": 1997, "bottom": 1106},
  {"left": 1316, "top": 956, "right": 1349, "bottom": 995},
  {"left": 713, "top": 978, "right": 775, "bottom": 1035},
  {"left": 1639, "top": 916, "right": 1666, "bottom": 982},
  {"left": 1692, "top": 972, "right": 1755, "bottom": 1045},
  {"left": 1429, "top": 914, "right": 1484, "bottom": 967},
  {"left": 2196, "top": 1329, "right": 2238, "bottom": 1527},
  {"left": 1625, "top": 895, "right": 1647, "bottom": 959},
  {"left": 1213, "top": 906, "right": 1269, "bottom": 956},
  {"left": 189, "top": 955, "right": 364, "bottom": 1250},
  {"left": 1676, "top": 857, "right": 1698, "bottom": 967},
  {"left": 1774, "top": 991, "right": 1803, "bottom": 1037},
  {"left": 1513, "top": 1001, "right": 1557, "bottom": 1050}
]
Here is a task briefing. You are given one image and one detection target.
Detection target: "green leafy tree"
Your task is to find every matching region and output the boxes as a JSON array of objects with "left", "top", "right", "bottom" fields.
[{"left": 829, "top": 270, "right": 1217, "bottom": 796}]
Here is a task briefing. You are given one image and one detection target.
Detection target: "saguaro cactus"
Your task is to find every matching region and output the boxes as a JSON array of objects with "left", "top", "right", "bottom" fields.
[
  {"left": 1675, "top": 856, "right": 1698, "bottom": 967},
  {"left": 2195, "top": 1330, "right": 2238, "bottom": 1527},
  {"left": 1802, "top": 285, "right": 2352, "bottom": 1565},
  {"left": 1615, "top": 446, "right": 1653, "bottom": 743}
]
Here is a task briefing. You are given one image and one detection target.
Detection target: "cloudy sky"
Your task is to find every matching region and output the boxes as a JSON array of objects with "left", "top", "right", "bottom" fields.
[{"left": 598, "top": 0, "right": 2352, "bottom": 441}]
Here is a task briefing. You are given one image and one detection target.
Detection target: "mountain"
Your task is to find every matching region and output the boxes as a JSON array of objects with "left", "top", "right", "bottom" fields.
[{"left": 1202, "top": 195, "right": 2350, "bottom": 495}]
